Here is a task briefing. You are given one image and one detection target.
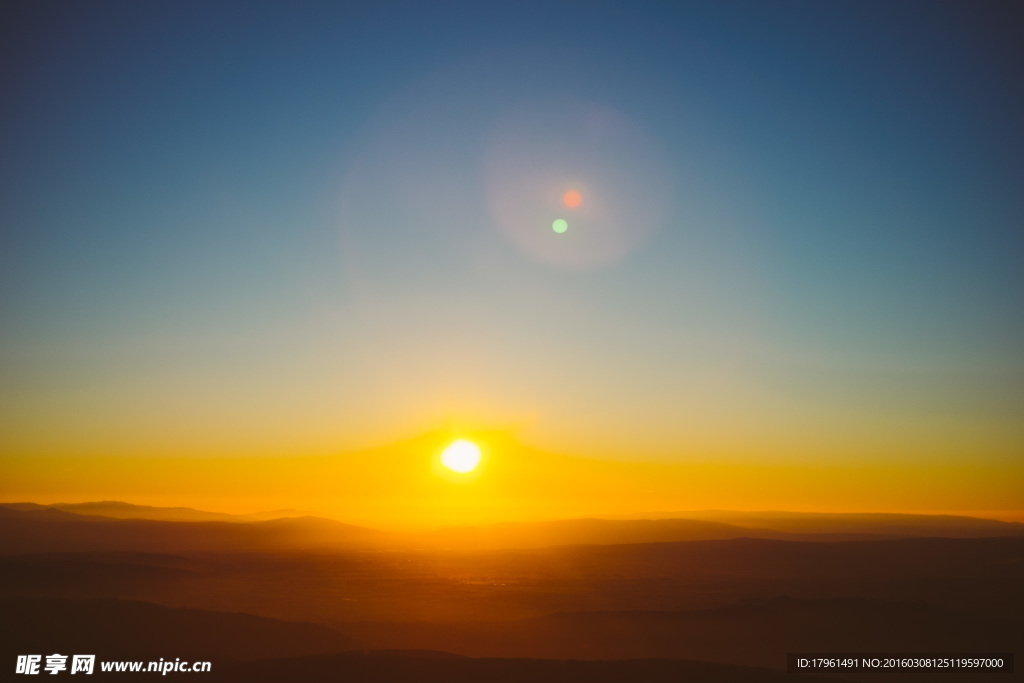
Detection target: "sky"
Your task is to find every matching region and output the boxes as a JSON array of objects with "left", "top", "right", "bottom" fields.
[{"left": 1, "top": 0, "right": 1022, "bottom": 526}]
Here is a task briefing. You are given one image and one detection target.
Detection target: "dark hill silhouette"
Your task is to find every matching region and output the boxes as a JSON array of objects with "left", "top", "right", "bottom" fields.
[
  {"left": 394, "top": 512, "right": 1024, "bottom": 549},
  {"left": 0, "top": 597, "right": 359, "bottom": 660},
  {"left": 346, "top": 596, "right": 1022, "bottom": 668},
  {"left": 0, "top": 507, "right": 395, "bottom": 554},
  {"left": 2, "top": 501, "right": 242, "bottom": 522},
  {"left": 421, "top": 517, "right": 797, "bottom": 548},
  {"left": 211, "top": 651, "right": 844, "bottom": 683},
  {"left": 1, "top": 501, "right": 311, "bottom": 522},
  {"left": 0, "top": 552, "right": 196, "bottom": 600},
  {"left": 5, "top": 504, "right": 1023, "bottom": 556},
  {"left": 602, "top": 510, "right": 1024, "bottom": 538},
  {"left": 2, "top": 537, "right": 1022, "bottom": 624},
  {"left": 1, "top": 538, "right": 1019, "bottom": 681}
]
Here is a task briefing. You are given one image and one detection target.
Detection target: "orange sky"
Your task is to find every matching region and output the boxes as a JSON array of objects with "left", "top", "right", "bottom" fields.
[{"left": 4, "top": 431, "right": 1022, "bottom": 530}]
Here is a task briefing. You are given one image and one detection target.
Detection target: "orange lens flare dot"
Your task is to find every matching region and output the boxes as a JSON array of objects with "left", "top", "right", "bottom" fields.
[{"left": 562, "top": 190, "right": 582, "bottom": 208}]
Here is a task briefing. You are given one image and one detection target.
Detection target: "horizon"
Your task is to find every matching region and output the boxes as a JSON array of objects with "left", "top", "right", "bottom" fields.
[
  {"left": 6, "top": 437, "right": 1024, "bottom": 529},
  {"left": 6, "top": 497, "right": 1024, "bottom": 531}
]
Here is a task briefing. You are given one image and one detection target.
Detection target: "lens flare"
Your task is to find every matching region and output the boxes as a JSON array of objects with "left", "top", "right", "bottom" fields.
[
  {"left": 485, "top": 100, "right": 673, "bottom": 269},
  {"left": 552, "top": 218, "right": 568, "bottom": 234}
]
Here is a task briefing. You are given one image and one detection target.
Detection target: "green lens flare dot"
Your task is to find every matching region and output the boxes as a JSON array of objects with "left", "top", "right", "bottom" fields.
[{"left": 552, "top": 218, "right": 568, "bottom": 234}]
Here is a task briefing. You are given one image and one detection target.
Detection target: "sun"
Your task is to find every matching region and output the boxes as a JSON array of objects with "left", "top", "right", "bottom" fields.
[{"left": 440, "top": 439, "right": 482, "bottom": 473}]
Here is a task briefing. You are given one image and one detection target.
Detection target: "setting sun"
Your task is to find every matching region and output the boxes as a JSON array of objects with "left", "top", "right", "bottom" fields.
[
  {"left": 440, "top": 439, "right": 482, "bottom": 473},
  {"left": 562, "top": 189, "right": 582, "bottom": 208}
]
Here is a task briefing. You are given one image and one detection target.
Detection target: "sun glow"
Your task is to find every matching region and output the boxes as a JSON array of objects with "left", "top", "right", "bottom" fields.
[{"left": 440, "top": 439, "right": 482, "bottom": 473}]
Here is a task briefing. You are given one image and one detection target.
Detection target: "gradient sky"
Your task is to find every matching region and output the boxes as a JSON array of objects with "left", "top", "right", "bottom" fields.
[{"left": 2, "top": 1, "right": 1022, "bottom": 524}]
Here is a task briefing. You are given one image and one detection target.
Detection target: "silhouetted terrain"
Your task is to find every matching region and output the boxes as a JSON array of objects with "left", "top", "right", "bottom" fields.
[
  {"left": 2, "top": 504, "right": 1021, "bottom": 681},
  {"left": 420, "top": 517, "right": 900, "bottom": 548},
  {"left": 3, "top": 537, "right": 1022, "bottom": 623},
  {"left": 3, "top": 504, "right": 1022, "bottom": 556},
  {"left": 212, "top": 651, "right": 845, "bottom": 683},
  {"left": 604, "top": 510, "right": 1024, "bottom": 537},
  {"left": 348, "top": 596, "right": 1022, "bottom": 665},
  {"left": 1, "top": 501, "right": 312, "bottom": 522},
  {"left": 0, "top": 507, "right": 396, "bottom": 554},
  {"left": 0, "top": 597, "right": 358, "bottom": 660}
]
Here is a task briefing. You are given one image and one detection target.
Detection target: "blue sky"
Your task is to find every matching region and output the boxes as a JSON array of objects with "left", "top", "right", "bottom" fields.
[{"left": 1, "top": 0, "right": 1021, "bottom": 466}]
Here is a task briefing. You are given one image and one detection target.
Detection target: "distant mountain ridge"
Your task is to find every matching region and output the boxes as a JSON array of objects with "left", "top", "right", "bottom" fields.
[
  {"left": 1, "top": 502, "right": 1021, "bottom": 555},
  {"left": 0, "top": 506, "right": 395, "bottom": 554},
  {"left": 1, "top": 501, "right": 311, "bottom": 522},
  {"left": 597, "top": 509, "right": 1024, "bottom": 535}
]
